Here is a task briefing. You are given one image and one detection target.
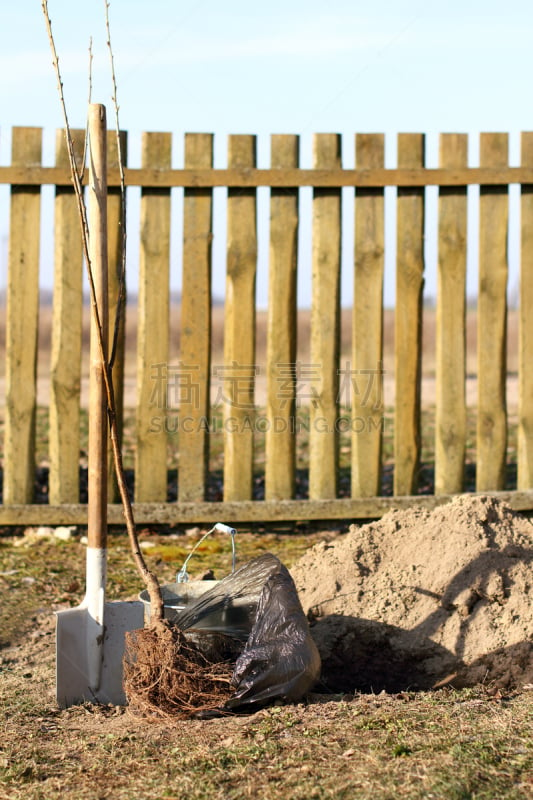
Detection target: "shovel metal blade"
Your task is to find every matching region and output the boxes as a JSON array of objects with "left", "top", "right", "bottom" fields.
[{"left": 56, "top": 600, "right": 144, "bottom": 708}]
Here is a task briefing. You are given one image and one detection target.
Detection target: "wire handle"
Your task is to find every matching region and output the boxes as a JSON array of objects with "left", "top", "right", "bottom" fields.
[{"left": 176, "top": 523, "right": 237, "bottom": 583}]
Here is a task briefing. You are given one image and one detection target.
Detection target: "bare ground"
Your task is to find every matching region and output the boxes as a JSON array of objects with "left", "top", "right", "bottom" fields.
[
  {"left": 1, "top": 521, "right": 532, "bottom": 800},
  {"left": 1, "top": 594, "right": 532, "bottom": 800}
]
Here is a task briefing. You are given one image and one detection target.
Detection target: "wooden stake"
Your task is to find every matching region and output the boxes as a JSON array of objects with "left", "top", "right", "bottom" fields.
[{"left": 87, "top": 104, "right": 109, "bottom": 551}]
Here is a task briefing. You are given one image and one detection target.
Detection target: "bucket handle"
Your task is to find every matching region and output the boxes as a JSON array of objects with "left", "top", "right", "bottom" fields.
[{"left": 176, "top": 522, "right": 237, "bottom": 583}]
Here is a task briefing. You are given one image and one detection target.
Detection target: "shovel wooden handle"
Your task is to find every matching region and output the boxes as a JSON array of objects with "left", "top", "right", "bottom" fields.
[{"left": 87, "top": 104, "right": 109, "bottom": 551}]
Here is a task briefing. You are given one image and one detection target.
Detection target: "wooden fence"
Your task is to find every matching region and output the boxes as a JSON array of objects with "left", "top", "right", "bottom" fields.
[{"left": 1, "top": 127, "right": 533, "bottom": 525}]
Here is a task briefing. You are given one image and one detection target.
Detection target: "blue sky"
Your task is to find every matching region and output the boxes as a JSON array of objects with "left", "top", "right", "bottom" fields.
[{"left": 1, "top": 0, "right": 532, "bottom": 305}]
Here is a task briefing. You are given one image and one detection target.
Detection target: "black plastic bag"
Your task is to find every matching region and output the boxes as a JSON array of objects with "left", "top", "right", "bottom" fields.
[{"left": 173, "top": 553, "right": 321, "bottom": 709}]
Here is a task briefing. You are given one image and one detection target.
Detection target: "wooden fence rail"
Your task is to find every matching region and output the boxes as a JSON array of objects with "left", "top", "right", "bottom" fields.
[{"left": 1, "top": 128, "right": 533, "bottom": 525}]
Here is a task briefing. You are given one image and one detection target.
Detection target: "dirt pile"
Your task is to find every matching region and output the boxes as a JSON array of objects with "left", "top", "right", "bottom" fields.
[{"left": 290, "top": 495, "right": 533, "bottom": 693}]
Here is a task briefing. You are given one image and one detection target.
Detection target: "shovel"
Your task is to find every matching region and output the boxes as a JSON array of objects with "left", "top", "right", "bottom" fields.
[{"left": 56, "top": 104, "right": 143, "bottom": 708}]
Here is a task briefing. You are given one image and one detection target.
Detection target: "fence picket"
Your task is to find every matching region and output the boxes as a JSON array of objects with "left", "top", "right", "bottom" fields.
[
  {"left": 394, "top": 133, "right": 425, "bottom": 495},
  {"left": 223, "top": 135, "right": 257, "bottom": 501},
  {"left": 1, "top": 127, "right": 533, "bottom": 525},
  {"left": 135, "top": 132, "right": 171, "bottom": 502},
  {"left": 4, "top": 128, "right": 42, "bottom": 504},
  {"left": 49, "top": 129, "right": 85, "bottom": 504},
  {"left": 265, "top": 134, "right": 299, "bottom": 500},
  {"left": 309, "top": 134, "right": 341, "bottom": 499},
  {"left": 518, "top": 133, "right": 533, "bottom": 489},
  {"left": 352, "top": 133, "right": 385, "bottom": 497},
  {"left": 179, "top": 133, "right": 214, "bottom": 502},
  {"left": 477, "top": 133, "right": 508, "bottom": 491},
  {"left": 435, "top": 134, "right": 468, "bottom": 494}
]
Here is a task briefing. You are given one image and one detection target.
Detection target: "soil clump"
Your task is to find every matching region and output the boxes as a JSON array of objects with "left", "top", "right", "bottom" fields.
[{"left": 290, "top": 495, "right": 533, "bottom": 692}]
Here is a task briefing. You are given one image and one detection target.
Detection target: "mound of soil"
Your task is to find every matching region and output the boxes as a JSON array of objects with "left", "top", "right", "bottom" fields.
[{"left": 290, "top": 495, "right": 533, "bottom": 693}]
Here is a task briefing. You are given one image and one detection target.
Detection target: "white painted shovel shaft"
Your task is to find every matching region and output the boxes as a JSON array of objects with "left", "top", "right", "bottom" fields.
[
  {"left": 85, "top": 546, "right": 107, "bottom": 621},
  {"left": 85, "top": 546, "right": 107, "bottom": 691}
]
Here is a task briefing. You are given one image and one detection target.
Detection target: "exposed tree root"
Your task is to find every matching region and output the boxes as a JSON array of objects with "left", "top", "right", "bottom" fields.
[{"left": 123, "top": 621, "right": 234, "bottom": 719}]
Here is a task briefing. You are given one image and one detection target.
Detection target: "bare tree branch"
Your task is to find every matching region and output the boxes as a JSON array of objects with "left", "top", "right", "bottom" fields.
[
  {"left": 41, "top": 0, "right": 163, "bottom": 621},
  {"left": 104, "top": 0, "right": 128, "bottom": 371},
  {"left": 80, "top": 36, "right": 93, "bottom": 176}
]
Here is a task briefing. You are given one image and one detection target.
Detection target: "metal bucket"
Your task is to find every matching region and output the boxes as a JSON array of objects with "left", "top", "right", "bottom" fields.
[
  {"left": 139, "top": 580, "right": 253, "bottom": 639},
  {"left": 140, "top": 523, "right": 253, "bottom": 656}
]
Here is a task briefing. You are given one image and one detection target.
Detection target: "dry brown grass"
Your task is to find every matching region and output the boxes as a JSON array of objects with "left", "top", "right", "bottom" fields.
[{"left": 1, "top": 532, "right": 532, "bottom": 800}]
